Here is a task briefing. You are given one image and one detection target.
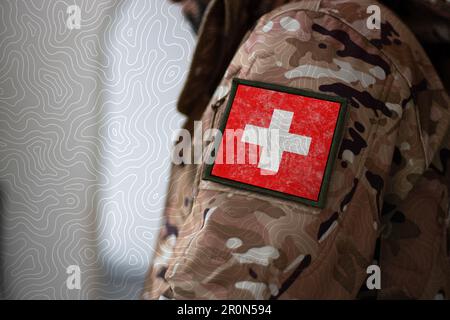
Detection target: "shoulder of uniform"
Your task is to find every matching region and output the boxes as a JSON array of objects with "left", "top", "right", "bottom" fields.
[{"left": 256, "top": 0, "right": 443, "bottom": 91}]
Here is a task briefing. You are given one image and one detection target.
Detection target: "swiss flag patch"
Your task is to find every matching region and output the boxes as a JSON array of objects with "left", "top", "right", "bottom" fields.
[{"left": 203, "top": 78, "right": 347, "bottom": 208}]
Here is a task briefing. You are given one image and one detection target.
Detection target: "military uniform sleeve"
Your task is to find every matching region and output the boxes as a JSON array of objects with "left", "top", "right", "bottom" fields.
[{"left": 160, "top": 3, "right": 450, "bottom": 299}]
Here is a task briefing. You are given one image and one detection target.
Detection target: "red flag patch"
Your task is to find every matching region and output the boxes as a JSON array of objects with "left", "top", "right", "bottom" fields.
[{"left": 203, "top": 78, "right": 347, "bottom": 208}]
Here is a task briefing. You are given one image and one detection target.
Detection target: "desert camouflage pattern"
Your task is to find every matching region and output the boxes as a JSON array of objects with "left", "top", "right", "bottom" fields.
[{"left": 143, "top": 0, "right": 450, "bottom": 299}]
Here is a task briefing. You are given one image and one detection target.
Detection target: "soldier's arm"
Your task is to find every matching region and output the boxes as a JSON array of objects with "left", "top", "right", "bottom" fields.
[{"left": 162, "top": 2, "right": 450, "bottom": 299}]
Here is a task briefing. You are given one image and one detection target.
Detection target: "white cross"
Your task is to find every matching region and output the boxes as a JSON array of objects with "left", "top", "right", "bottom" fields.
[{"left": 241, "top": 109, "right": 311, "bottom": 173}]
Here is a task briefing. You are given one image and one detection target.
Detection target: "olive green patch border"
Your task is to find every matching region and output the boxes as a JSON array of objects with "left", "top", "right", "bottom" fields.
[{"left": 203, "top": 78, "right": 348, "bottom": 208}]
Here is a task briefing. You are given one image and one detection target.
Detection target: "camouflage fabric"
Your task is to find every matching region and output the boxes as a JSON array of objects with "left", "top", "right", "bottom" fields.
[{"left": 143, "top": 0, "right": 450, "bottom": 299}]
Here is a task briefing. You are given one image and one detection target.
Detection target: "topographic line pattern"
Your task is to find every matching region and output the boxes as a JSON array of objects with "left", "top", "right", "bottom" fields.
[{"left": 0, "top": 0, "right": 194, "bottom": 299}]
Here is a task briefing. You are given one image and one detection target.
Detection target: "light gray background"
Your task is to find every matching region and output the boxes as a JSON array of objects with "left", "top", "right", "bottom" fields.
[{"left": 0, "top": 0, "right": 194, "bottom": 299}]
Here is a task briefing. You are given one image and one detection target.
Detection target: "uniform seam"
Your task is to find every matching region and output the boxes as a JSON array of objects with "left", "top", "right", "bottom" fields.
[{"left": 263, "top": 6, "right": 411, "bottom": 88}]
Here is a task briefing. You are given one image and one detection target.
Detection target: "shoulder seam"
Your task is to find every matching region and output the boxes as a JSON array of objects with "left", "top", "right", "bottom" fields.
[{"left": 261, "top": 6, "right": 412, "bottom": 90}]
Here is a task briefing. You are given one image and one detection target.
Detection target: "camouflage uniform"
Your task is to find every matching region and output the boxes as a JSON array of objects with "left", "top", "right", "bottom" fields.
[{"left": 143, "top": 0, "right": 450, "bottom": 299}]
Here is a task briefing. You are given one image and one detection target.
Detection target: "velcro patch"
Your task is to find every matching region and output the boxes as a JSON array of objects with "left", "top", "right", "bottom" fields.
[{"left": 203, "top": 78, "right": 347, "bottom": 208}]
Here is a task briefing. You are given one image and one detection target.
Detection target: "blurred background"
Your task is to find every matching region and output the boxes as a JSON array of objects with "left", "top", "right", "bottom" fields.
[{"left": 0, "top": 0, "right": 194, "bottom": 299}]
